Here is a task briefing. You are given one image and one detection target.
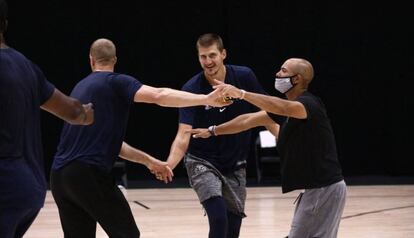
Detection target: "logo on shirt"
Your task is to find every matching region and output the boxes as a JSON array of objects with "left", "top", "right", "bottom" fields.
[{"left": 204, "top": 106, "right": 227, "bottom": 112}]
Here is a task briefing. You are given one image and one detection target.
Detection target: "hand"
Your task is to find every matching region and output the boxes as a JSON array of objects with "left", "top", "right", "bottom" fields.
[
  {"left": 148, "top": 159, "right": 174, "bottom": 183},
  {"left": 206, "top": 86, "right": 233, "bottom": 108},
  {"left": 82, "top": 103, "right": 94, "bottom": 125},
  {"left": 212, "top": 79, "right": 244, "bottom": 99},
  {"left": 153, "top": 167, "right": 173, "bottom": 184},
  {"left": 186, "top": 128, "right": 211, "bottom": 138}
]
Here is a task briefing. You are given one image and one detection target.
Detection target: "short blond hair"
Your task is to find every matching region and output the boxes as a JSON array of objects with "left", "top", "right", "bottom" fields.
[{"left": 89, "top": 38, "right": 116, "bottom": 65}]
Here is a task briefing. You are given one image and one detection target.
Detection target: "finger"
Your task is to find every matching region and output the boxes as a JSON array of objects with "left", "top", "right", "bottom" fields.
[
  {"left": 213, "top": 79, "right": 224, "bottom": 85},
  {"left": 192, "top": 132, "right": 206, "bottom": 138},
  {"left": 167, "top": 166, "right": 174, "bottom": 177}
]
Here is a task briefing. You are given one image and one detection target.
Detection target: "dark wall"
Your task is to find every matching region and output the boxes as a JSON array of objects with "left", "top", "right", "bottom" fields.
[{"left": 5, "top": 1, "right": 412, "bottom": 181}]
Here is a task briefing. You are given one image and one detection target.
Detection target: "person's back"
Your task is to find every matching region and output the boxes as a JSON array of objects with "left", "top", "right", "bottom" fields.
[
  {"left": 50, "top": 38, "right": 229, "bottom": 238},
  {"left": 0, "top": 1, "right": 93, "bottom": 237},
  {"left": 0, "top": 45, "right": 54, "bottom": 216},
  {"left": 53, "top": 71, "right": 141, "bottom": 172}
]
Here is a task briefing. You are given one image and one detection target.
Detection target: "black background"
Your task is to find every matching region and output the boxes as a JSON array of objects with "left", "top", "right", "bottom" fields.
[{"left": 5, "top": 1, "right": 413, "bottom": 183}]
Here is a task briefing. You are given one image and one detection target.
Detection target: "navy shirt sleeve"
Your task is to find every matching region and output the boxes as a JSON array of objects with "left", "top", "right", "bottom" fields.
[
  {"left": 244, "top": 69, "right": 268, "bottom": 95},
  {"left": 31, "top": 62, "right": 55, "bottom": 104},
  {"left": 108, "top": 74, "right": 143, "bottom": 104}
]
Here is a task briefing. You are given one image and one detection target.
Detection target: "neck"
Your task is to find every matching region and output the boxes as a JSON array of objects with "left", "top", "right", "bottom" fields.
[
  {"left": 205, "top": 65, "right": 226, "bottom": 85},
  {"left": 0, "top": 34, "right": 6, "bottom": 48},
  {"left": 93, "top": 65, "right": 114, "bottom": 72},
  {"left": 286, "top": 88, "right": 306, "bottom": 100}
]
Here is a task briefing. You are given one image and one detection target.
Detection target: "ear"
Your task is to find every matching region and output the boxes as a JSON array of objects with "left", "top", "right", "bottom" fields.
[
  {"left": 113, "top": 56, "right": 117, "bottom": 65},
  {"left": 89, "top": 55, "right": 95, "bottom": 69},
  {"left": 222, "top": 49, "right": 227, "bottom": 60},
  {"left": 292, "top": 74, "right": 301, "bottom": 84}
]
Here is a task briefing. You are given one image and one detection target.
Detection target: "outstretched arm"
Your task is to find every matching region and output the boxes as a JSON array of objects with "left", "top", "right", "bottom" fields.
[
  {"left": 214, "top": 80, "right": 307, "bottom": 119},
  {"left": 41, "top": 89, "right": 94, "bottom": 125},
  {"left": 189, "top": 110, "right": 278, "bottom": 138},
  {"left": 119, "top": 142, "right": 173, "bottom": 182},
  {"left": 133, "top": 85, "right": 231, "bottom": 108}
]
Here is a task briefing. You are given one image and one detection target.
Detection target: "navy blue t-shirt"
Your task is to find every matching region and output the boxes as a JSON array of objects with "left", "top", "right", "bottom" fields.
[
  {"left": 180, "top": 65, "right": 267, "bottom": 174},
  {"left": 52, "top": 72, "right": 142, "bottom": 172},
  {"left": 0, "top": 47, "right": 55, "bottom": 209}
]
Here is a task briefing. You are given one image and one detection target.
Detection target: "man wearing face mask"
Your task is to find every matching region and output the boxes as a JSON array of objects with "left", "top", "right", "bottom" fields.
[{"left": 189, "top": 58, "right": 347, "bottom": 238}]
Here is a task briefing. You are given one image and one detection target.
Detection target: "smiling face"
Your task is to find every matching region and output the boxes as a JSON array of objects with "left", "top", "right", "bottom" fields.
[{"left": 198, "top": 43, "right": 226, "bottom": 78}]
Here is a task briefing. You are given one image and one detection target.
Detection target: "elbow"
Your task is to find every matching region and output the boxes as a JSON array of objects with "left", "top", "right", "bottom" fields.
[{"left": 152, "top": 88, "right": 170, "bottom": 106}]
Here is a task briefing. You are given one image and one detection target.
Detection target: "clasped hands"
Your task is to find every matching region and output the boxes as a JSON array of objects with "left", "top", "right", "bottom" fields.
[{"left": 206, "top": 79, "right": 245, "bottom": 107}]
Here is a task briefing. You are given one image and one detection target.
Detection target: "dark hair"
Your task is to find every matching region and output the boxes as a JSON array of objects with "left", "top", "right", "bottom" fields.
[
  {"left": 196, "top": 33, "right": 224, "bottom": 52},
  {"left": 0, "top": 0, "right": 7, "bottom": 33}
]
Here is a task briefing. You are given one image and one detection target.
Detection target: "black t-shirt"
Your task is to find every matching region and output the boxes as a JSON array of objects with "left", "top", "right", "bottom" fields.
[
  {"left": 267, "top": 91, "right": 343, "bottom": 193},
  {"left": 180, "top": 65, "right": 267, "bottom": 174}
]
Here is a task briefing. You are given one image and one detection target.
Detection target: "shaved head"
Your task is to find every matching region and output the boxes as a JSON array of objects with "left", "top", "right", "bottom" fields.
[
  {"left": 89, "top": 38, "right": 116, "bottom": 66},
  {"left": 286, "top": 58, "right": 314, "bottom": 84}
]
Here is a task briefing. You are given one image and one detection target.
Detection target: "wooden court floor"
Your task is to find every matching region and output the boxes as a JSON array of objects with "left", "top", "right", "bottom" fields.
[{"left": 25, "top": 185, "right": 414, "bottom": 238}]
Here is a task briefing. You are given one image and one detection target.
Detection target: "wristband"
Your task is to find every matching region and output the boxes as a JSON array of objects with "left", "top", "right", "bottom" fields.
[
  {"left": 240, "top": 89, "right": 246, "bottom": 100},
  {"left": 208, "top": 125, "right": 217, "bottom": 136}
]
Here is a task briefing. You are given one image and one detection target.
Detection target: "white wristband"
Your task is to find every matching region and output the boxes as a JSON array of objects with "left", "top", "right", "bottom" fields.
[
  {"left": 240, "top": 90, "right": 246, "bottom": 100},
  {"left": 208, "top": 125, "right": 217, "bottom": 136}
]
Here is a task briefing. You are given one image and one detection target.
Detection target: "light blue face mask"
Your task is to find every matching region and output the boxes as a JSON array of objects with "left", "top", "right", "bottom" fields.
[{"left": 274, "top": 75, "right": 296, "bottom": 93}]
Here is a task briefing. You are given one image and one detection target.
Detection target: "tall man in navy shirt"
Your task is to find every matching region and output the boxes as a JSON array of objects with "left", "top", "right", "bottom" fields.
[
  {"left": 50, "top": 38, "right": 229, "bottom": 238},
  {"left": 191, "top": 58, "right": 347, "bottom": 238},
  {"left": 164, "top": 33, "right": 277, "bottom": 238},
  {"left": 0, "top": 1, "right": 94, "bottom": 237}
]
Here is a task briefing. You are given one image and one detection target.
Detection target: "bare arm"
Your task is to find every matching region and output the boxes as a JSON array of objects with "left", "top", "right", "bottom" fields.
[
  {"left": 190, "top": 111, "right": 278, "bottom": 138},
  {"left": 167, "top": 123, "right": 192, "bottom": 170},
  {"left": 243, "top": 92, "right": 306, "bottom": 119},
  {"left": 133, "top": 85, "right": 230, "bottom": 108},
  {"left": 119, "top": 142, "right": 173, "bottom": 182},
  {"left": 41, "top": 89, "right": 94, "bottom": 125},
  {"left": 265, "top": 123, "right": 279, "bottom": 137},
  {"left": 214, "top": 81, "right": 307, "bottom": 119}
]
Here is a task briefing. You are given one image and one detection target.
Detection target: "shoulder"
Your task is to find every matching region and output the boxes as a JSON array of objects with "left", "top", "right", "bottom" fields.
[
  {"left": 182, "top": 72, "right": 203, "bottom": 90},
  {"left": 227, "top": 65, "right": 257, "bottom": 82},
  {"left": 227, "top": 65, "right": 254, "bottom": 74},
  {"left": 297, "top": 91, "right": 326, "bottom": 114},
  {"left": 114, "top": 73, "right": 138, "bottom": 81},
  {"left": 7, "top": 48, "right": 38, "bottom": 70}
]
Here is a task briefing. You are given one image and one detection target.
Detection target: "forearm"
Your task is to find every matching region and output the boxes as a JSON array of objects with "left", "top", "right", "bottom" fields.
[
  {"left": 66, "top": 99, "right": 88, "bottom": 124},
  {"left": 243, "top": 92, "right": 291, "bottom": 116},
  {"left": 214, "top": 114, "right": 252, "bottom": 136},
  {"left": 167, "top": 141, "right": 189, "bottom": 169},
  {"left": 119, "top": 142, "right": 154, "bottom": 167},
  {"left": 41, "top": 89, "right": 90, "bottom": 125},
  {"left": 154, "top": 88, "right": 208, "bottom": 107}
]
